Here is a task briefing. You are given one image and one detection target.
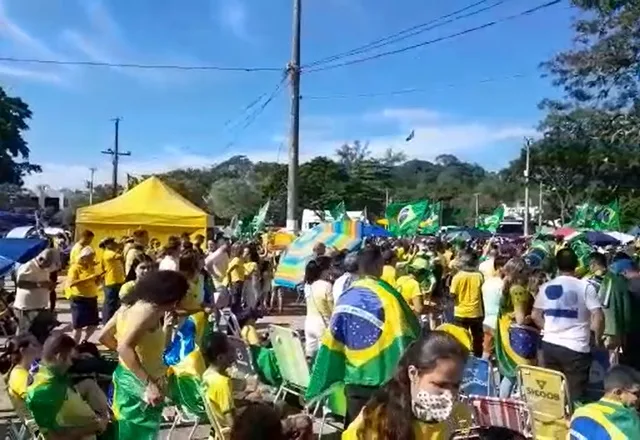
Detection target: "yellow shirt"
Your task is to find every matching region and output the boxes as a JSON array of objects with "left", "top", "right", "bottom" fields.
[
  {"left": 381, "top": 265, "right": 397, "bottom": 288},
  {"left": 69, "top": 242, "right": 84, "bottom": 265},
  {"left": 396, "top": 275, "right": 422, "bottom": 310},
  {"left": 241, "top": 325, "right": 261, "bottom": 346},
  {"left": 227, "top": 257, "right": 245, "bottom": 284},
  {"left": 119, "top": 280, "right": 136, "bottom": 299},
  {"left": 115, "top": 306, "right": 166, "bottom": 379},
  {"left": 244, "top": 261, "right": 258, "bottom": 278},
  {"left": 8, "top": 365, "right": 30, "bottom": 401},
  {"left": 102, "top": 249, "right": 125, "bottom": 286},
  {"left": 65, "top": 263, "right": 100, "bottom": 298},
  {"left": 343, "top": 402, "right": 472, "bottom": 440},
  {"left": 450, "top": 270, "right": 484, "bottom": 318},
  {"left": 203, "top": 367, "right": 234, "bottom": 429},
  {"left": 306, "top": 280, "right": 334, "bottom": 323}
]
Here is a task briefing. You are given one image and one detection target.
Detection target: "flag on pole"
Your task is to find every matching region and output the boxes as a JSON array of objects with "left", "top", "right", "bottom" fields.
[
  {"left": 251, "top": 200, "right": 271, "bottom": 234},
  {"left": 419, "top": 201, "right": 441, "bottom": 235},
  {"left": 477, "top": 205, "right": 505, "bottom": 233},
  {"left": 396, "top": 200, "right": 430, "bottom": 236},
  {"left": 330, "top": 201, "right": 346, "bottom": 222},
  {"left": 591, "top": 201, "right": 621, "bottom": 231}
]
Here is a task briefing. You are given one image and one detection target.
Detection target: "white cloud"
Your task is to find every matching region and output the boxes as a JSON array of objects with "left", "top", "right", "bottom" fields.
[
  {"left": 0, "top": 0, "right": 68, "bottom": 83},
  {"left": 217, "top": 0, "right": 253, "bottom": 42},
  {"left": 24, "top": 108, "right": 537, "bottom": 190},
  {"left": 366, "top": 108, "right": 442, "bottom": 124}
]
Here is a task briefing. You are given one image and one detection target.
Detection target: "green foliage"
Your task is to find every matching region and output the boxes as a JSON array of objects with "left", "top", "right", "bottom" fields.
[{"left": 0, "top": 87, "right": 40, "bottom": 185}]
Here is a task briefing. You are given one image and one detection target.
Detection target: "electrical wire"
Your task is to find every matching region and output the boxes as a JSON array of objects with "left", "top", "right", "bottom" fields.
[
  {"left": 304, "top": 0, "right": 561, "bottom": 73},
  {"left": 304, "top": 0, "right": 508, "bottom": 69},
  {"left": 222, "top": 75, "right": 289, "bottom": 151},
  {"left": 301, "top": 73, "right": 530, "bottom": 100},
  {"left": 0, "top": 56, "right": 282, "bottom": 72}
]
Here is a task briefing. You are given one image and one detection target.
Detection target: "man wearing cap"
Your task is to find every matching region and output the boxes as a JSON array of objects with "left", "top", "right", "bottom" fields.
[{"left": 14, "top": 249, "right": 57, "bottom": 334}]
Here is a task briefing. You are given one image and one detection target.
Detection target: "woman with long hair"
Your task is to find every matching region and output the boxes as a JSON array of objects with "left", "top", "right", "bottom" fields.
[
  {"left": 101, "top": 270, "right": 189, "bottom": 439},
  {"left": 343, "top": 331, "right": 470, "bottom": 440},
  {"left": 303, "top": 256, "right": 334, "bottom": 359},
  {"left": 494, "top": 257, "right": 538, "bottom": 398}
]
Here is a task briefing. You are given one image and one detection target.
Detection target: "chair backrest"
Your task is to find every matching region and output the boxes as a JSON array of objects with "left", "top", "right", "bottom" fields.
[
  {"left": 198, "top": 384, "right": 230, "bottom": 440},
  {"left": 269, "top": 325, "right": 310, "bottom": 391},
  {"left": 464, "top": 395, "right": 532, "bottom": 438},
  {"left": 227, "top": 336, "right": 257, "bottom": 377},
  {"left": 516, "top": 365, "right": 571, "bottom": 439},
  {"left": 221, "top": 308, "right": 241, "bottom": 337},
  {"left": 461, "top": 357, "right": 492, "bottom": 397}
]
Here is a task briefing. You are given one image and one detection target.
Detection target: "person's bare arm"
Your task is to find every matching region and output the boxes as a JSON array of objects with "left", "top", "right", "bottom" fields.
[
  {"left": 97, "top": 312, "right": 119, "bottom": 351},
  {"left": 412, "top": 295, "right": 424, "bottom": 314},
  {"left": 590, "top": 308, "right": 605, "bottom": 346},
  {"left": 531, "top": 308, "right": 544, "bottom": 329}
]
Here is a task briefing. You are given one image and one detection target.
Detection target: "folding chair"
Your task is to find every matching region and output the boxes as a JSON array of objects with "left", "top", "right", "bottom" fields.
[
  {"left": 269, "top": 325, "right": 311, "bottom": 404},
  {"left": 198, "top": 384, "right": 231, "bottom": 440},
  {"left": 304, "top": 382, "right": 346, "bottom": 439},
  {"left": 461, "top": 357, "right": 493, "bottom": 397},
  {"left": 453, "top": 395, "right": 533, "bottom": 439},
  {"left": 220, "top": 308, "right": 241, "bottom": 337},
  {"left": 516, "top": 365, "right": 572, "bottom": 440}
]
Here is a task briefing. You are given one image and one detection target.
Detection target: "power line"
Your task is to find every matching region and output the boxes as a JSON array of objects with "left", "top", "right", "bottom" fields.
[
  {"left": 301, "top": 72, "right": 531, "bottom": 100},
  {"left": 304, "top": 0, "right": 508, "bottom": 69},
  {"left": 0, "top": 56, "right": 282, "bottom": 72},
  {"left": 304, "top": 0, "right": 562, "bottom": 74},
  {"left": 222, "top": 76, "right": 289, "bottom": 150}
]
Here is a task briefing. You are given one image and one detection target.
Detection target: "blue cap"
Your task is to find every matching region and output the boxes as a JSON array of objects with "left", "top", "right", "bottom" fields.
[{"left": 610, "top": 259, "right": 636, "bottom": 275}]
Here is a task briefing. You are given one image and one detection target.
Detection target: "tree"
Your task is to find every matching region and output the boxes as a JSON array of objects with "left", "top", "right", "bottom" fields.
[
  {"left": 206, "top": 177, "right": 261, "bottom": 220},
  {"left": 336, "top": 140, "right": 370, "bottom": 171},
  {"left": 0, "top": 87, "right": 40, "bottom": 185}
]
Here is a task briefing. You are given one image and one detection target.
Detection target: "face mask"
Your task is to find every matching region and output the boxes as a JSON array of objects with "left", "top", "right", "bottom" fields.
[{"left": 411, "top": 389, "right": 454, "bottom": 423}]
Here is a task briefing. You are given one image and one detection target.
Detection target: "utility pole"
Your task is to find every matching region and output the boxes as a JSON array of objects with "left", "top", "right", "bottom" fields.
[
  {"left": 474, "top": 193, "right": 480, "bottom": 227},
  {"left": 286, "top": 0, "right": 302, "bottom": 233},
  {"left": 523, "top": 137, "right": 532, "bottom": 236},
  {"left": 538, "top": 181, "right": 543, "bottom": 229},
  {"left": 101, "top": 117, "right": 130, "bottom": 199},
  {"left": 89, "top": 167, "right": 96, "bottom": 205},
  {"left": 385, "top": 188, "right": 390, "bottom": 208}
]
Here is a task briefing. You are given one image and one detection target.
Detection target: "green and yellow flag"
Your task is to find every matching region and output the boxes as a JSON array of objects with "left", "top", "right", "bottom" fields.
[
  {"left": 478, "top": 205, "right": 505, "bottom": 233},
  {"left": 251, "top": 200, "right": 271, "bottom": 235},
  {"left": 419, "top": 201, "right": 441, "bottom": 235},
  {"left": 330, "top": 201, "right": 346, "bottom": 222},
  {"left": 305, "top": 277, "right": 420, "bottom": 400},
  {"left": 592, "top": 201, "right": 620, "bottom": 231}
]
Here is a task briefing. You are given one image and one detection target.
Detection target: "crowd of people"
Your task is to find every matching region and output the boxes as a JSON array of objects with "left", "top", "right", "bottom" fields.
[{"left": 2, "top": 226, "right": 640, "bottom": 438}]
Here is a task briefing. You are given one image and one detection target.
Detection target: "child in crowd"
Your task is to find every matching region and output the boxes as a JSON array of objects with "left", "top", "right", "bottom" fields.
[{"left": 203, "top": 332, "right": 235, "bottom": 432}]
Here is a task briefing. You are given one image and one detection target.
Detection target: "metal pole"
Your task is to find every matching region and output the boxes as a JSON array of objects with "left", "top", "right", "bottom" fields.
[
  {"left": 538, "top": 181, "right": 543, "bottom": 229},
  {"left": 524, "top": 138, "right": 531, "bottom": 236},
  {"left": 89, "top": 167, "right": 96, "bottom": 205},
  {"left": 474, "top": 193, "right": 479, "bottom": 227},
  {"left": 286, "top": 0, "right": 302, "bottom": 233},
  {"left": 112, "top": 118, "right": 120, "bottom": 198}
]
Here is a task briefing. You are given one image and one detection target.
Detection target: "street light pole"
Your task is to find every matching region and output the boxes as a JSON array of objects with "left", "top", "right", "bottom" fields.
[{"left": 523, "top": 138, "right": 532, "bottom": 236}]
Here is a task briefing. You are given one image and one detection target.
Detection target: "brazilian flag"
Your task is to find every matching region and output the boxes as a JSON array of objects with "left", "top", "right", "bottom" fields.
[
  {"left": 570, "top": 398, "right": 640, "bottom": 439},
  {"left": 165, "top": 312, "right": 210, "bottom": 418},
  {"left": 305, "top": 277, "right": 420, "bottom": 400},
  {"left": 26, "top": 364, "right": 115, "bottom": 439}
]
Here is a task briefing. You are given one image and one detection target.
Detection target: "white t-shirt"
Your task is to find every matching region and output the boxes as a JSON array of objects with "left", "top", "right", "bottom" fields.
[
  {"left": 158, "top": 255, "right": 179, "bottom": 272},
  {"left": 479, "top": 258, "right": 496, "bottom": 278},
  {"left": 332, "top": 272, "right": 354, "bottom": 306},
  {"left": 14, "top": 260, "right": 51, "bottom": 311},
  {"left": 481, "top": 276, "right": 503, "bottom": 330},
  {"left": 534, "top": 275, "right": 602, "bottom": 353},
  {"left": 204, "top": 248, "right": 230, "bottom": 289}
]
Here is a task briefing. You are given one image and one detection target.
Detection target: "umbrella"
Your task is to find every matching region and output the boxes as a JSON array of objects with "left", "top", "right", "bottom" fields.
[
  {"left": 361, "top": 224, "right": 391, "bottom": 238},
  {"left": 0, "top": 238, "right": 48, "bottom": 278},
  {"left": 274, "top": 221, "right": 363, "bottom": 289},
  {"left": 554, "top": 227, "right": 577, "bottom": 238},
  {"left": 0, "top": 238, "right": 48, "bottom": 263},
  {"left": 443, "top": 227, "right": 491, "bottom": 242},
  {"left": 604, "top": 231, "right": 634, "bottom": 244},
  {"left": 566, "top": 231, "right": 620, "bottom": 246}
]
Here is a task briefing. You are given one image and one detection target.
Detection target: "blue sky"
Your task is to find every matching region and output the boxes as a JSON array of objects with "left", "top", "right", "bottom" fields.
[{"left": 0, "top": 0, "right": 576, "bottom": 190}]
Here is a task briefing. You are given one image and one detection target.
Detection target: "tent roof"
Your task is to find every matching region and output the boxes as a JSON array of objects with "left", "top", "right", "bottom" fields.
[{"left": 76, "top": 176, "right": 211, "bottom": 227}]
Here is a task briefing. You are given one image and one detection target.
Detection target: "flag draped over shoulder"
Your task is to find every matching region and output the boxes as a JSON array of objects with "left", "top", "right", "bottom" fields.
[
  {"left": 477, "top": 205, "right": 505, "bottom": 233},
  {"left": 305, "top": 277, "right": 421, "bottom": 401},
  {"left": 26, "top": 366, "right": 74, "bottom": 435},
  {"left": 570, "top": 398, "right": 640, "bottom": 439},
  {"left": 419, "top": 201, "right": 441, "bottom": 235},
  {"left": 165, "top": 312, "right": 209, "bottom": 417}
]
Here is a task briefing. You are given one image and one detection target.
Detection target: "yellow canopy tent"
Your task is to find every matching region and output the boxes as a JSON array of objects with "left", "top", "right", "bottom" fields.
[{"left": 75, "top": 176, "right": 212, "bottom": 244}]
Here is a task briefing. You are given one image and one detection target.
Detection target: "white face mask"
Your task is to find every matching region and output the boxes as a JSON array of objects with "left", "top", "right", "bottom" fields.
[{"left": 411, "top": 389, "right": 454, "bottom": 423}]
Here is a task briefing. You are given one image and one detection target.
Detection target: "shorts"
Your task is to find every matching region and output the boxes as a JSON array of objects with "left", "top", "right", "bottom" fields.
[
  {"left": 13, "top": 308, "right": 46, "bottom": 335},
  {"left": 70, "top": 297, "right": 100, "bottom": 329}
]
